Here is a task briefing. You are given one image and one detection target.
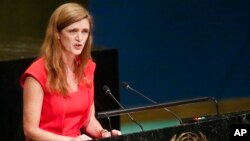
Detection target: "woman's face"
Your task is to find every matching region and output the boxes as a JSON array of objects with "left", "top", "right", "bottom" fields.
[{"left": 59, "top": 18, "right": 90, "bottom": 56}]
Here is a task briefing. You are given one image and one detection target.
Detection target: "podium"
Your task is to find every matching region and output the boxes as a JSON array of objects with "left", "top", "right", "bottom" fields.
[{"left": 95, "top": 98, "right": 250, "bottom": 141}]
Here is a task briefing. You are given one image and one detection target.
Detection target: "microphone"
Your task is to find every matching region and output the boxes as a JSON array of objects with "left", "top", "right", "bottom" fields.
[
  {"left": 102, "top": 85, "right": 144, "bottom": 132},
  {"left": 120, "top": 81, "right": 183, "bottom": 125}
]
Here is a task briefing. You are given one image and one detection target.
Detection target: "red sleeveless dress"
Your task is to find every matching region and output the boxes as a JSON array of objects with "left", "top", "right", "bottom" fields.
[{"left": 20, "top": 58, "right": 96, "bottom": 137}]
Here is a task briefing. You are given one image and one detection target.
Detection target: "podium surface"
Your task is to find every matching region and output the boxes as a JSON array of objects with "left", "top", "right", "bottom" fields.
[{"left": 96, "top": 110, "right": 250, "bottom": 141}]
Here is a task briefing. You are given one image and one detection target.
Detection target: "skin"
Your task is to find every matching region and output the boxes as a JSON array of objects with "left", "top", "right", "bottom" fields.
[
  {"left": 23, "top": 18, "right": 121, "bottom": 141},
  {"left": 59, "top": 18, "right": 90, "bottom": 69}
]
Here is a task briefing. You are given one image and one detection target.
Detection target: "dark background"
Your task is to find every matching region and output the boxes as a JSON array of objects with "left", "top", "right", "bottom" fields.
[{"left": 87, "top": 0, "right": 250, "bottom": 106}]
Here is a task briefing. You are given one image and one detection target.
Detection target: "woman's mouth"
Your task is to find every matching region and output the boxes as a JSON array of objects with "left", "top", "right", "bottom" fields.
[{"left": 74, "top": 44, "right": 83, "bottom": 49}]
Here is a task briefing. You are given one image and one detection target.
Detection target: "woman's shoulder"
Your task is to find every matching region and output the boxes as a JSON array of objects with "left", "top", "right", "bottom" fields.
[
  {"left": 87, "top": 59, "right": 96, "bottom": 69},
  {"left": 20, "top": 57, "right": 47, "bottom": 87},
  {"left": 83, "top": 59, "right": 96, "bottom": 77},
  {"left": 87, "top": 59, "right": 96, "bottom": 70},
  {"left": 30, "top": 57, "right": 45, "bottom": 68},
  {"left": 24, "top": 57, "right": 45, "bottom": 72}
]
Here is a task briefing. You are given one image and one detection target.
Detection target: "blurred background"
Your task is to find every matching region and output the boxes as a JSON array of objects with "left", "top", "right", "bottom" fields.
[
  {"left": 1, "top": 0, "right": 250, "bottom": 139},
  {"left": 88, "top": 0, "right": 250, "bottom": 105}
]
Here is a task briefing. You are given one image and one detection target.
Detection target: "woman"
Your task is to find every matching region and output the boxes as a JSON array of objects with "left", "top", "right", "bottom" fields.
[{"left": 20, "top": 2, "right": 121, "bottom": 141}]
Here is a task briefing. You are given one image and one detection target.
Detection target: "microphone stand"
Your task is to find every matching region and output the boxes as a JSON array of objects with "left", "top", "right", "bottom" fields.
[
  {"left": 104, "top": 113, "right": 113, "bottom": 138},
  {"left": 103, "top": 85, "right": 144, "bottom": 132}
]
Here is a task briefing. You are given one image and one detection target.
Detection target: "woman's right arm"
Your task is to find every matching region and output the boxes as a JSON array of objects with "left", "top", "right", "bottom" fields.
[{"left": 23, "top": 76, "right": 74, "bottom": 141}]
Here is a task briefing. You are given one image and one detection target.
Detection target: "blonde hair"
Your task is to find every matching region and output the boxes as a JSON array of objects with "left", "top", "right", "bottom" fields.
[{"left": 40, "top": 3, "right": 93, "bottom": 96}]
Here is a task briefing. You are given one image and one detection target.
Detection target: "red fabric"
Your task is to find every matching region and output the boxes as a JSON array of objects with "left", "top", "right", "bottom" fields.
[{"left": 20, "top": 58, "right": 96, "bottom": 137}]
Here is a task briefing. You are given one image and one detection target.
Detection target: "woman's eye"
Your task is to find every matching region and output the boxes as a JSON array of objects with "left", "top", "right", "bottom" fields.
[
  {"left": 69, "top": 29, "right": 78, "bottom": 33},
  {"left": 82, "top": 29, "right": 89, "bottom": 33}
]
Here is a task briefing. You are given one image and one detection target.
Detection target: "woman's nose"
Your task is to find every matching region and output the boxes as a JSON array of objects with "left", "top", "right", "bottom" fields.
[{"left": 76, "top": 32, "right": 82, "bottom": 41}]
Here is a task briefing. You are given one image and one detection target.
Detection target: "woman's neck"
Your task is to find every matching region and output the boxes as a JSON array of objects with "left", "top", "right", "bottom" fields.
[{"left": 62, "top": 52, "right": 75, "bottom": 70}]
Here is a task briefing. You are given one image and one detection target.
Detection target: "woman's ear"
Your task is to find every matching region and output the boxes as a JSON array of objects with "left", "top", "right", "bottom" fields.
[{"left": 57, "top": 33, "right": 60, "bottom": 39}]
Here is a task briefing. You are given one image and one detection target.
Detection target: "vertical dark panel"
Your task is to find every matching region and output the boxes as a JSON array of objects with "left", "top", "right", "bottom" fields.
[
  {"left": 92, "top": 48, "right": 120, "bottom": 130},
  {"left": 0, "top": 58, "right": 34, "bottom": 141}
]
